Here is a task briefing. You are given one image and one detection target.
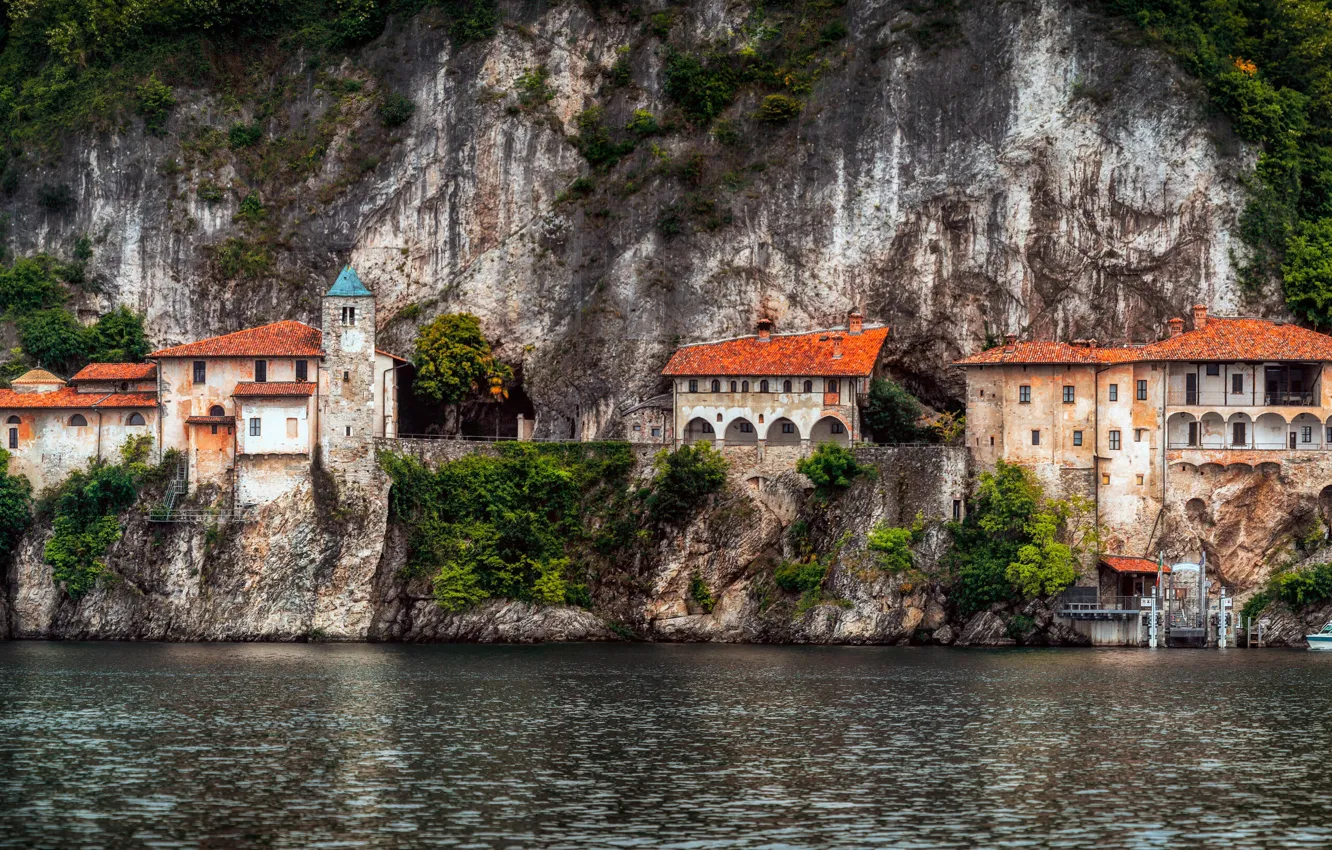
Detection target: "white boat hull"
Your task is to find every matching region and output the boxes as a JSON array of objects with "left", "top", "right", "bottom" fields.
[{"left": 1307, "top": 635, "right": 1332, "bottom": 651}]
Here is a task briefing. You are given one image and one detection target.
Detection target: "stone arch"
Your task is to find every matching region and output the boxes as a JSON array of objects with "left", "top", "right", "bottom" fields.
[
  {"left": 683, "top": 417, "right": 715, "bottom": 444},
  {"left": 1292, "top": 412, "right": 1322, "bottom": 448},
  {"left": 1225, "top": 411, "right": 1253, "bottom": 447},
  {"left": 1167, "top": 412, "right": 1197, "bottom": 447},
  {"left": 811, "top": 415, "right": 849, "bottom": 445},
  {"left": 765, "top": 417, "right": 800, "bottom": 445},
  {"left": 1225, "top": 462, "right": 1253, "bottom": 473},
  {"left": 209, "top": 404, "right": 225, "bottom": 417},
  {"left": 1256, "top": 461, "right": 1282, "bottom": 478},
  {"left": 1199, "top": 412, "right": 1226, "bottom": 448},
  {"left": 1170, "top": 462, "right": 1197, "bottom": 474},
  {"left": 725, "top": 416, "right": 758, "bottom": 444},
  {"left": 1200, "top": 462, "right": 1225, "bottom": 476},
  {"left": 126, "top": 412, "right": 146, "bottom": 426},
  {"left": 68, "top": 413, "right": 87, "bottom": 427},
  {"left": 1185, "top": 497, "right": 1207, "bottom": 523},
  {"left": 1255, "top": 412, "right": 1287, "bottom": 449}
]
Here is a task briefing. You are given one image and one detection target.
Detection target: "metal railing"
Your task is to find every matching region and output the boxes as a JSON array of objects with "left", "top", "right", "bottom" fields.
[
  {"left": 1167, "top": 440, "right": 1326, "bottom": 450},
  {"left": 1058, "top": 594, "right": 1147, "bottom": 614},
  {"left": 1169, "top": 391, "right": 1318, "bottom": 407}
]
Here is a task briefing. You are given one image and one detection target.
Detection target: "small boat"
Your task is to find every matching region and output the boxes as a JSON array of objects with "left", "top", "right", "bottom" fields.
[{"left": 1307, "top": 621, "right": 1332, "bottom": 651}]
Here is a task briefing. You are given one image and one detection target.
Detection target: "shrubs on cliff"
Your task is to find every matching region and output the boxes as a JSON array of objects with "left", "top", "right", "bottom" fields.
[
  {"left": 644, "top": 442, "right": 729, "bottom": 524},
  {"left": 0, "top": 450, "right": 33, "bottom": 561},
  {"left": 796, "top": 443, "right": 868, "bottom": 500},
  {"left": 946, "top": 460, "right": 1096, "bottom": 616},
  {"left": 862, "top": 378, "right": 924, "bottom": 444},
  {"left": 41, "top": 436, "right": 161, "bottom": 598},
  {"left": 1242, "top": 562, "right": 1332, "bottom": 621},
  {"left": 381, "top": 443, "right": 637, "bottom": 612},
  {"left": 1108, "top": 0, "right": 1332, "bottom": 322}
]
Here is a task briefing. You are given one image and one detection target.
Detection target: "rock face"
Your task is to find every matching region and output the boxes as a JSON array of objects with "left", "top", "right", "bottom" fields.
[{"left": 10, "top": 0, "right": 1253, "bottom": 430}]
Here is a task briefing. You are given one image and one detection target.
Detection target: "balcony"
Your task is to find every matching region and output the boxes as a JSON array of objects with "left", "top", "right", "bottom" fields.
[{"left": 1168, "top": 390, "right": 1318, "bottom": 407}]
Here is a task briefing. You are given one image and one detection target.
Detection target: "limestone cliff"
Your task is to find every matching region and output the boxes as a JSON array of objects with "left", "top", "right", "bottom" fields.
[{"left": 11, "top": 0, "right": 1253, "bottom": 426}]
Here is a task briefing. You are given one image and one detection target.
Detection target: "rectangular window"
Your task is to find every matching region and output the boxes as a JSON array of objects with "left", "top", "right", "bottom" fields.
[
  {"left": 632, "top": 424, "right": 642, "bottom": 432},
  {"left": 1232, "top": 373, "right": 1244, "bottom": 394},
  {"left": 1019, "top": 385, "right": 1031, "bottom": 404},
  {"left": 952, "top": 499, "right": 962, "bottom": 522},
  {"left": 192, "top": 361, "right": 206, "bottom": 383},
  {"left": 651, "top": 427, "right": 661, "bottom": 438},
  {"left": 1206, "top": 364, "right": 1220, "bottom": 376},
  {"left": 345, "top": 425, "right": 352, "bottom": 437},
  {"left": 1232, "top": 422, "right": 1247, "bottom": 446},
  {"left": 1136, "top": 380, "right": 1148, "bottom": 401},
  {"left": 1136, "top": 474, "right": 1145, "bottom": 485},
  {"left": 688, "top": 379, "right": 698, "bottom": 393},
  {"left": 1062, "top": 386, "right": 1075, "bottom": 404},
  {"left": 7, "top": 428, "right": 15, "bottom": 450},
  {"left": 1303, "top": 426, "right": 1313, "bottom": 443},
  {"left": 296, "top": 360, "right": 308, "bottom": 382},
  {"left": 287, "top": 418, "right": 298, "bottom": 438},
  {"left": 1135, "top": 428, "right": 1145, "bottom": 443},
  {"left": 1108, "top": 384, "right": 1118, "bottom": 401},
  {"left": 255, "top": 360, "right": 267, "bottom": 382},
  {"left": 989, "top": 436, "right": 994, "bottom": 446},
  {"left": 831, "top": 422, "right": 845, "bottom": 434},
  {"left": 739, "top": 422, "right": 754, "bottom": 433},
  {"left": 1102, "top": 473, "right": 1110, "bottom": 485},
  {"left": 341, "top": 306, "right": 357, "bottom": 326},
  {"left": 1189, "top": 422, "right": 1199, "bottom": 446},
  {"left": 1073, "top": 430, "right": 1083, "bottom": 447},
  {"left": 1031, "top": 430, "right": 1040, "bottom": 446},
  {"left": 249, "top": 417, "right": 261, "bottom": 437},
  {"left": 782, "top": 423, "right": 794, "bottom": 434},
  {"left": 1109, "top": 430, "right": 1121, "bottom": 450},
  {"left": 1326, "top": 426, "right": 1332, "bottom": 445}
]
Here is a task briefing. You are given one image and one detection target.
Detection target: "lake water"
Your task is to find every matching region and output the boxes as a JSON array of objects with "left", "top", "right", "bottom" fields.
[{"left": 2, "top": 643, "right": 1331, "bottom": 849}]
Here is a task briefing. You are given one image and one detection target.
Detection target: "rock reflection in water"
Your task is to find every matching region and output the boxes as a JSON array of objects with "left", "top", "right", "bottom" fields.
[{"left": 2, "top": 643, "right": 1331, "bottom": 849}]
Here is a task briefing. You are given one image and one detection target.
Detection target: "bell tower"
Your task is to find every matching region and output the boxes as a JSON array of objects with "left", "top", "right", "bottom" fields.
[{"left": 320, "top": 265, "right": 377, "bottom": 484}]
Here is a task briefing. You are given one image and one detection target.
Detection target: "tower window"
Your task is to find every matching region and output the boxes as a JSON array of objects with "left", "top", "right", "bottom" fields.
[
  {"left": 341, "top": 306, "right": 357, "bottom": 326},
  {"left": 345, "top": 425, "right": 353, "bottom": 437},
  {"left": 193, "top": 361, "right": 206, "bottom": 383},
  {"left": 952, "top": 500, "right": 962, "bottom": 521},
  {"left": 343, "top": 371, "right": 350, "bottom": 382},
  {"left": 296, "top": 360, "right": 308, "bottom": 382}
]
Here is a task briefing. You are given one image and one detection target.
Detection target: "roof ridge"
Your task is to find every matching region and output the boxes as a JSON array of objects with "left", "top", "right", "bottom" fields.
[{"left": 674, "top": 324, "right": 888, "bottom": 350}]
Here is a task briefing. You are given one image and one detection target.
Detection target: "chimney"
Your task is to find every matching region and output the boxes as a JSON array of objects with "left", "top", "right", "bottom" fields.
[
  {"left": 1192, "top": 304, "right": 1208, "bottom": 331},
  {"left": 1168, "top": 317, "right": 1184, "bottom": 338},
  {"left": 847, "top": 311, "right": 864, "bottom": 335},
  {"left": 1003, "top": 333, "right": 1017, "bottom": 352},
  {"left": 831, "top": 334, "right": 843, "bottom": 359},
  {"left": 757, "top": 319, "right": 772, "bottom": 342}
]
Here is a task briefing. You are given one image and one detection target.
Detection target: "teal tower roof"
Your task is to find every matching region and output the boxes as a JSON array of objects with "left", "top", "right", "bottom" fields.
[{"left": 327, "top": 265, "right": 372, "bottom": 297}]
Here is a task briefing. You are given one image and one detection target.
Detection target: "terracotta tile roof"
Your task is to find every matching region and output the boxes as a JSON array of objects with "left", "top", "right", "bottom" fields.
[
  {"left": 94, "top": 392, "right": 158, "bottom": 409},
  {"left": 377, "top": 349, "right": 408, "bottom": 362},
  {"left": 149, "top": 321, "right": 324, "bottom": 359},
  {"left": 1101, "top": 555, "right": 1171, "bottom": 574},
  {"left": 11, "top": 369, "right": 65, "bottom": 385},
  {"left": 70, "top": 363, "right": 157, "bottom": 382},
  {"left": 232, "top": 381, "right": 316, "bottom": 397},
  {"left": 185, "top": 415, "right": 235, "bottom": 425},
  {"left": 0, "top": 388, "right": 157, "bottom": 409},
  {"left": 955, "top": 341, "right": 1112, "bottom": 365},
  {"left": 662, "top": 326, "right": 890, "bottom": 377},
  {"left": 956, "top": 315, "right": 1332, "bottom": 367},
  {"left": 1138, "top": 317, "right": 1332, "bottom": 362}
]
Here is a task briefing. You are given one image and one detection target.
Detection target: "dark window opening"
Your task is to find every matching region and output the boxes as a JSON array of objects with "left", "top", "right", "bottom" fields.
[
  {"left": 193, "top": 361, "right": 206, "bottom": 383},
  {"left": 296, "top": 360, "right": 308, "bottom": 382}
]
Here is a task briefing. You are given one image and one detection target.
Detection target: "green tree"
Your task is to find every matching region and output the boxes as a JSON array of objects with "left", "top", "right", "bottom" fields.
[
  {"left": 867, "top": 523, "right": 915, "bottom": 573},
  {"left": 795, "top": 442, "right": 866, "bottom": 500},
  {"left": 136, "top": 73, "right": 175, "bottom": 136},
  {"left": 645, "top": 443, "right": 729, "bottom": 524},
  {"left": 18, "top": 308, "right": 88, "bottom": 374},
  {"left": 0, "top": 449, "right": 32, "bottom": 561},
  {"left": 0, "top": 256, "right": 68, "bottom": 317},
  {"left": 88, "top": 307, "right": 151, "bottom": 362},
  {"left": 862, "top": 378, "right": 922, "bottom": 443},
  {"left": 411, "top": 313, "right": 510, "bottom": 430},
  {"left": 1284, "top": 218, "right": 1332, "bottom": 325}
]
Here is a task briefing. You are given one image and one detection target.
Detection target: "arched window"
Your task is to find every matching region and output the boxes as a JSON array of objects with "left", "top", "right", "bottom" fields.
[
  {"left": 760, "top": 380, "right": 769, "bottom": 393},
  {"left": 729, "top": 381, "right": 738, "bottom": 392},
  {"left": 803, "top": 380, "right": 813, "bottom": 393},
  {"left": 828, "top": 379, "right": 839, "bottom": 393},
  {"left": 741, "top": 380, "right": 749, "bottom": 392},
  {"left": 711, "top": 380, "right": 721, "bottom": 393},
  {"left": 126, "top": 412, "right": 145, "bottom": 426},
  {"left": 783, "top": 380, "right": 792, "bottom": 393},
  {"left": 68, "top": 414, "right": 87, "bottom": 427},
  {"left": 5, "top": 416, "right": 18, "bottom": 424},
  {"left": 209, "top": 405, "right": 225, "bottom": 417}
]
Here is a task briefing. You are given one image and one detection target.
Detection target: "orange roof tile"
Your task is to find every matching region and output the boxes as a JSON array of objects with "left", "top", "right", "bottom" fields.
[
  {"left": 149, "top": 321, "right": 323, "bottom": 359},
  {"left": 0, "top": 388, "right": 156, "bottom": 409},
  {"left": 662, "top": 326, "right": 890, "bottom": 378},
  {"left": 1101, "top": 556, "right": 1171, "bottom": 574},
  {"left": 11, "top": 369, "right": 65, "bottom": 385},
  {"left": 70, "top": 363, "right": 157, "bottom": 382},
  {"left": 232, "top": 382, "right": 316, "bottom": 397},
  {"left": 377, "top": 349, "right": 408, "bottom": 362},
  {"left": 956, "top": 315, "right": 1332, "bottom": 367}
]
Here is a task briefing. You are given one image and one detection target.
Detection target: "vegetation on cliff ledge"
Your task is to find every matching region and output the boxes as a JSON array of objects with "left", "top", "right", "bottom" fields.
[
  {"left": 946, "top": 460, "right": 1097, "bottom": 617},
  {"left": 1242, "top": 561, "right": 1332, "bottom": 621},
  {"left": 1110, "top": 0, "right": 1332, "bottom": 323}
]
